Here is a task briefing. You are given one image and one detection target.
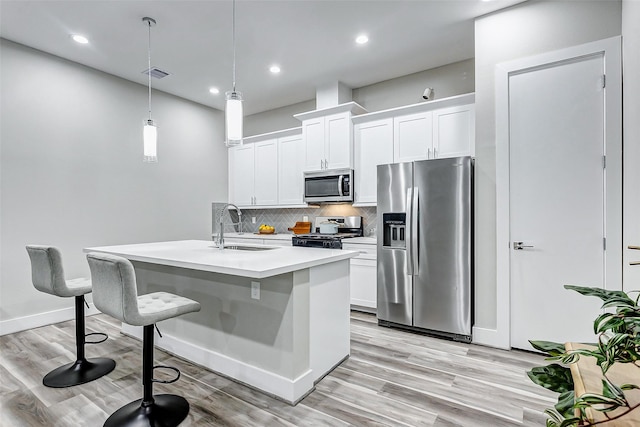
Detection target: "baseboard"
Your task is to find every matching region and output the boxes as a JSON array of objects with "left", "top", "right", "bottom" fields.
[
  {"left": 0, "top": 304, "right": 100, "bottom": 336},
  {"left": 472, "top": 326, "right": 509, "bottom": 349},
  {"left": 121, "top": 323, "right": 315, "bottom": 404}
]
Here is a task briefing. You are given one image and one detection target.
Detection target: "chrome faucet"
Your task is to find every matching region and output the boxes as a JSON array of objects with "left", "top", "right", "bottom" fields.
[{"left": 217, "top": 203, "right": 242, "bottom": 249}]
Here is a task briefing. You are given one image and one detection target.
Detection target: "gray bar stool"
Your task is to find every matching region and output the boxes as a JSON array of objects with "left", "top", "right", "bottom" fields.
[
  {"left": 87, "top": 252, "right": 201, "bottom": 427},
  {"left": 25, "top": 245, "right": 116, "bottom": 388}
]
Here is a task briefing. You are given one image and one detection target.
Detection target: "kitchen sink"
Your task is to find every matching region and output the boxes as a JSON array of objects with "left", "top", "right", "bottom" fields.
[{"left": 214, "top": 245, "right": 278, "bottom": 251}]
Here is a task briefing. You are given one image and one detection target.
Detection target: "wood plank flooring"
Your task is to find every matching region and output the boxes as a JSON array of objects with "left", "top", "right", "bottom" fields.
[{"left": 0, "top": 312, "right": 556, "bottom": 426}]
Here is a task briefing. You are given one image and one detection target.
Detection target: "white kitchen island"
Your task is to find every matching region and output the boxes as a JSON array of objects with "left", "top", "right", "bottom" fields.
[{"left": 83, "top": 240, "right": 358, "bottom": 404}]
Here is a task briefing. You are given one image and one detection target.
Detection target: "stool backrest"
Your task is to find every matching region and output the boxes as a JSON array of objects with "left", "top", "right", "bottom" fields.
[
  {"left": 26, "top": 245, "right": 67, "bottom": 296},
  {"left": 86, "top": 252, "right": 140, "bottom": 324}
]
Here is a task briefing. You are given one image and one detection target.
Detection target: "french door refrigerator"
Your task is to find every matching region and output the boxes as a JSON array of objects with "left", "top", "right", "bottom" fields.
[{"left": 376, "top": 156, "right": 472, "bottom": 342}]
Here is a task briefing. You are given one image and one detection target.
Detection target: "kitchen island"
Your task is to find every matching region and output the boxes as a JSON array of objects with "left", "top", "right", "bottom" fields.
[{"left": 84, "top": 240, "right": 358, "bottom": 404}]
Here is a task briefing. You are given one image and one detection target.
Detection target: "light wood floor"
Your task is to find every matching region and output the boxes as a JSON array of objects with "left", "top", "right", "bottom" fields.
[{"left": 0, "top": 312, "right": 555, "bottom": 426}]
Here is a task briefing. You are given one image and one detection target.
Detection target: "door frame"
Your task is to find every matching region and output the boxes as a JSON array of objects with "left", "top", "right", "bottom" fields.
[{"left": 493, "top": 37, "right": 622, "bottom": 349}]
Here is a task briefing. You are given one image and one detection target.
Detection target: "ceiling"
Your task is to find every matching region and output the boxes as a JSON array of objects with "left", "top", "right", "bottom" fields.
[{"left": 0, "top": 0, "right": 525, "bottom": 115}]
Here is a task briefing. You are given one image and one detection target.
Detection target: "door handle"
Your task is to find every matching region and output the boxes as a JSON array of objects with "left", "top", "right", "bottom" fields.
[{"left": 513, "top": 241, "right": 534, "bottom": 250}]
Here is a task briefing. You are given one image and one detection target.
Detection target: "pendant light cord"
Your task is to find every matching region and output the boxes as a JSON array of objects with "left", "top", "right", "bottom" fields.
[
  {"left": 147, "top": 19, "right": 152, "bottom": 120},
  {"left": 232, "top": 0, "right": 236, "bottom": 93}
]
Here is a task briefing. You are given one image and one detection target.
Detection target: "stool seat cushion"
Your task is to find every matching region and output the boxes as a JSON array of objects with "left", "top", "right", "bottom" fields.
[
  {"left": 134, "top": 292, "right": 201, "bottom": 326},
  {"left": 87, "top": 252, "right": 201, "bottom": 327},
  {"left": 26, "top": 245, "right": 92, "bottom": 297}
]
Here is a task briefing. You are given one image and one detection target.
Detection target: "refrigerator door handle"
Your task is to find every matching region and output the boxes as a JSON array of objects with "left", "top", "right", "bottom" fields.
[
  {"left": 406, "top": 187, "right": 414, "bottom": 275},
  {"left": 411, "top": 186, "right": 419, "bottom": 272}
]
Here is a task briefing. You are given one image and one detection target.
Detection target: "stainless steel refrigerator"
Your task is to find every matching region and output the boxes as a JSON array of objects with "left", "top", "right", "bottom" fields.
[{"left": 377, "top": 156, "right": 473, "bottom": 342}]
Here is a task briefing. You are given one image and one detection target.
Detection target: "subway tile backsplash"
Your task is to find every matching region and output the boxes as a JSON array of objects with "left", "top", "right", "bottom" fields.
[{"left": 212, "top": 203, "right": 377, "bottom": 238}]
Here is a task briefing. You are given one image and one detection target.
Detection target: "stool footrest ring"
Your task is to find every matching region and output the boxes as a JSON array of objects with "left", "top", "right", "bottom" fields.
[
  {"left": 152, "top": 365, "right": 181, "bottom": 384},
  {"left": 85, "top": 332, "right": 108, "bottom": 344}
]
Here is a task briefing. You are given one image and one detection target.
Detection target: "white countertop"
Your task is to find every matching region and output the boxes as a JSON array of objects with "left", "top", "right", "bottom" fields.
[{"left": 84, "top": 240, "right": 358, "bottom": 279}]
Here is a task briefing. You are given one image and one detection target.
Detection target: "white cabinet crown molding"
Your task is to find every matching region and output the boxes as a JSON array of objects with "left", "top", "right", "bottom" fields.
[
  {"left": 351, "top": 93, "right": 475, "bottom": 124},
  {"left": 293, "top": 101, "right": 368, "bottom": 122},
  {"left": 242, "top": 127, "right": 302, "bottom": 144}
]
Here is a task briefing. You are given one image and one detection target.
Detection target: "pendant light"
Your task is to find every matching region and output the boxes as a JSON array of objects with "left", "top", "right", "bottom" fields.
[
  {"left": 143, "top": 17, "right": 158, "bottom": 162},
  {"left": 225, "top": 0, "right": 243, "bottom": 147}
]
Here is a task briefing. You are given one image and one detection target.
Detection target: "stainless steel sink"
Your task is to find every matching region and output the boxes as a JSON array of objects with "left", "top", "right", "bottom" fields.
[{"left": 220, "top": 245, "right": 278, "bottom": 251}]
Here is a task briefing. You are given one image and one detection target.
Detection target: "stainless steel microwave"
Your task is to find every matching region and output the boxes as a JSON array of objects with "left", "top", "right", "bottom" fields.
[{"left": 304, "top": 169, "right": 354, "bottom": 203}]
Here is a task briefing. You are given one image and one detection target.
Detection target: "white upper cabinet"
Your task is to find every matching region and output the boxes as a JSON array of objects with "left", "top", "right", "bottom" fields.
[
  {"left": 253, "top": 139, "right": 278, "bottom": 206},
  {"left": 302, "top": 117, "right": 325, "bottom": 171},
  {"left": 295, "top": 102, "right": 367, "bottom": 172},
  {"left": 393, "top": 111, "right": 433, "bottom": 162},
  {"left": 433, "top": 104, "right": 475, "bottom": 158},
  {"left": 353, "top": 93, "right": 475, "bottom": 205},
  {"left": 278, "top": 134, "right": 305, "bottom": 205},
  {"left": 228, "top": 128, "right": 304, "bottom": 208},
  {"left": 229, "top": 143, "right": 255, "bottom": 207},
  {"left": 354, "top": 118, "right": 394, "bottom": 205}
]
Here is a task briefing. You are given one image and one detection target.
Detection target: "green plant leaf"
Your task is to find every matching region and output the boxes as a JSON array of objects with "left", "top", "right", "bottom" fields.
[
  {"left": 530, "top": 340, "right": 567, "bottom": 356},
  {"left": 621, "top": 383, "right": 640, "bottom": 390},
  {"left": 564, "top": 285, "right": 632, "bottom": 305},
  {"left": 555, "top": 390, "right": 576, "bottom": 418},
  {"left": 528, "top": 364, "right": 574, "bottom": 393},
  {"left": 601, "top": 377, "right": 626, "bottom": 400}
]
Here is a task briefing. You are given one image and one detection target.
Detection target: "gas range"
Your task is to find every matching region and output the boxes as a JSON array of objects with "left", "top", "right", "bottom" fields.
[{"left": 292, "top": 216, "right": 363, "bottom": 249}]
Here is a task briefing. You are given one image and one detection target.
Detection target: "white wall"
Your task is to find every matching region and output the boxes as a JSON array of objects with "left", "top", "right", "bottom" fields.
[
  {"left": 622, "top": 0, "right": 640, "bottom": 285},
  {"left": 245, "top": 58, "right": 474, "bottom": 136},
  {"left": 352, "top": 58, "right": 474, "bottom": 112},
  {"left": 0, "top": 40, "right": 227, "bottom": 332},
  {"left": 474, "top": 0, "right": 622, "bottom": 338}
]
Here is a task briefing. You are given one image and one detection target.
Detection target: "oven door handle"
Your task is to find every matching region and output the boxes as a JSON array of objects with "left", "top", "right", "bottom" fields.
[{"left": 338, "top": 175, "right": 344, "bottom": 197}]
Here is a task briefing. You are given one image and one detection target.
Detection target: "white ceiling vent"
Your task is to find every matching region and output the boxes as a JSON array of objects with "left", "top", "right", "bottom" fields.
[{"left": 142, "top": 67, "right": 170, "bottom": 79}]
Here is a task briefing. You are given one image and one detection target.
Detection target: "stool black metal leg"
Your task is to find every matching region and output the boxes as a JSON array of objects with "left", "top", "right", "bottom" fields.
[
  {"left": 104, "top": 324, "right": 189, "bottom": 427},
  {"left": 43, "top": 296, "right": 116, "bottom": 388}
]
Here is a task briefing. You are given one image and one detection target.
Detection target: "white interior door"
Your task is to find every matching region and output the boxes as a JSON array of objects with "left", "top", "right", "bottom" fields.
[{"left": 509, "top": 54, "right": 606, "bottom": 350}]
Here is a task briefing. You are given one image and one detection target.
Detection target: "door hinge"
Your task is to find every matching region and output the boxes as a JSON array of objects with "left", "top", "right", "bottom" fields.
[
  {"left": 602, "top": 155, "right": 606, "bottom": 169},
  {"left": 601, "top": 74, "right": 606, "bottom": 89}
]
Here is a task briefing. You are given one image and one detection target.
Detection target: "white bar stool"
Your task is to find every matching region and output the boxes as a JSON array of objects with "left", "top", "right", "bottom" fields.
[
  {"left": 25, "top": 245, "right": 116, "bottom": 388},
  {"left": 87, "top": 252, "right": 201, "bottom": 427}
]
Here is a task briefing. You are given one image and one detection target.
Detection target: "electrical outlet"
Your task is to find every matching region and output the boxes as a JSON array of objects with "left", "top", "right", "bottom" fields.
[
  {"left": 251, "top": 281, "right": 260, "bottom": 300},
  {"left": 251, "top": 217, "right": 256, "bottom": 224}
]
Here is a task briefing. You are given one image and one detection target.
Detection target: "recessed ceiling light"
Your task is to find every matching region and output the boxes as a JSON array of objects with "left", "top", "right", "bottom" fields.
[
  {"left": 269, "top": 65, "right": 281, "bottom": 74},
  {"left": 71, "top": 34, "right": 89, "bottom": 44},
  {"left": 355, "top": 34, "right": 369, "bottom": 45},
  {"left": 209, "top": 87, "right": 220, "bottom": 94}
]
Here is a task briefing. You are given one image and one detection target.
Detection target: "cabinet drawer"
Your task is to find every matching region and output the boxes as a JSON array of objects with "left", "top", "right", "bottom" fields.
[{"left": 343, "top": 243, "right": 376, "bottom": 260}]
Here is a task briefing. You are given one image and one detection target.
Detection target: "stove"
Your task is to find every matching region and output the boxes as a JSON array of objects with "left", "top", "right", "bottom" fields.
[{"left": 292, "top": 216, "right": 363, "bottom": 249}]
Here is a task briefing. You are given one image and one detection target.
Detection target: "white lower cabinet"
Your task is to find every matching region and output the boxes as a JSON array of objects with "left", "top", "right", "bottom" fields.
[{"left": 342, "top": 242, "right": 377, "bottom": 311}]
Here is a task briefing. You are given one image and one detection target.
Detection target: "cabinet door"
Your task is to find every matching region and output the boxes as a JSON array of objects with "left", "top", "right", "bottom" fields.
[
  {"left": 229, "top": 144, "right": 255, "bottom": 207},
  {"left": 253, "top": 139, "right": 278, "bottom": 206},
  {"left": 325, "top": 112, "right": 352, "bottom": 169},
  {"left": 393, "top": 111, "right": 433, "bottom": 162},
  {"left": 433, "top": 104, "right": 475, "bottom": 158},
  {"left": 354, "top": 118, "right": 393, "bottom": 204},
  {"left": 350, "top": 258, "right": 377, "bottom": 309},
  {"left": 278, "top": 134, "right": 304, "bottom": 205},
  {"left": 303, "top": 117, "right": 325, "bottom": 171}
]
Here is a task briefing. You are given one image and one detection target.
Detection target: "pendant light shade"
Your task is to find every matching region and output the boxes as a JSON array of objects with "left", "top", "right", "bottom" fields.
[
  {"left": 225, "top": 0, "right": 243, "bottom": 147},
  {"left": 142, "top": 16, "right": 158, "bottom": 163},
  {"left": 143, "top": 119, "right": 158, "bottom": 161},
  {"left": 225, "top": 91, "right": 243, "bottom": 146}
]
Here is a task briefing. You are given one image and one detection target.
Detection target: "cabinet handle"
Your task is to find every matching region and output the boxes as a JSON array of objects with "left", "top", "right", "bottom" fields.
[
  {"left": 320, "top": 159, "right": 323, "bottom": 170},
  {"left": 434, "top": 148, "right": 438, "bottom": 158},
  {"left": 427, "top": 148, "right": 432, "bottom": 159}
]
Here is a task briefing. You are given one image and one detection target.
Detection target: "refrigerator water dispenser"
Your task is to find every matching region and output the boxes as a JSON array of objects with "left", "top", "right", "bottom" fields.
[{"left": 382, "top": 213, "right": 406, "bottom": 249}]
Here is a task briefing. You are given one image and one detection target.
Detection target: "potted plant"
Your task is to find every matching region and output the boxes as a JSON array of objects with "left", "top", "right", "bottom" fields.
[{"left": 528, "top": 285, "right": 640, "bottom": 426}]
